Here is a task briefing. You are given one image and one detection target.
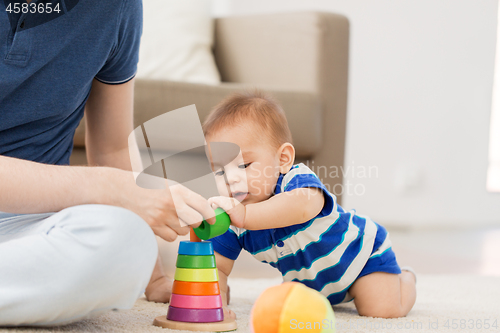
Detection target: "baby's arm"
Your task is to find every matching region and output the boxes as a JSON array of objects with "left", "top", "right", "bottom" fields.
[
  {"left": 215, "top": 251, "right": 236, "bottom": 319},
  {"left": 210, "top": 187, "right": 325, "bottom": 230},
  {"left": 246, "top": 187, "right": 324, "bottom": 229}
]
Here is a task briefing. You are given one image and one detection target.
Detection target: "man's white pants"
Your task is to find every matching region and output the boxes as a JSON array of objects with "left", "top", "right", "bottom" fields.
[{"left": 0, "top": 204, "right": 158, "bottom": 326}]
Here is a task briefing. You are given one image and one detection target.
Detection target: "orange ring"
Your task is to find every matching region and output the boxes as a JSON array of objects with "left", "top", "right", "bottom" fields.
[{"left": 172, "top": 281, "right": 220, "bottom": 296}]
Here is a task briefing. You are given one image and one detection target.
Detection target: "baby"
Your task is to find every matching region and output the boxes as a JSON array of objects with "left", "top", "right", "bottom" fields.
[{"left": 203, "top": 91, "right": 416, "bottom": 318}]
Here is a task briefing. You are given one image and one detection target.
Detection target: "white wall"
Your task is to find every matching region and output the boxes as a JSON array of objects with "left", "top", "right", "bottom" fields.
[{"left": 215, "top": 0, "right": 500, "bottom": 229}]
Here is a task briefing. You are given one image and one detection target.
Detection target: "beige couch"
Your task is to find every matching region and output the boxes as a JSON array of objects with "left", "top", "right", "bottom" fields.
[{"left": 71, "top": 12, "right": 349, "bottom": 202}]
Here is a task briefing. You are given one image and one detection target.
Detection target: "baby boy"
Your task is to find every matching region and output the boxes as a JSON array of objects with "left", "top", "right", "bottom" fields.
[{"left": 203, "top": 91, "right": 416, "bottom": 318}]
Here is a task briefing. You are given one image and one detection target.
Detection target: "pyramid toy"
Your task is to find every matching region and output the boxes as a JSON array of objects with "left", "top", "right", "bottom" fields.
[{"left": 153, "top": 209, "right": 237, "bottom": 331}]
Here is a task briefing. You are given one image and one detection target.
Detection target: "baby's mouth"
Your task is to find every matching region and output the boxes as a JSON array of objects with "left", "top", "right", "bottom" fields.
[{"left": 231, "top": 192, "right": 248, "bottom": 202}]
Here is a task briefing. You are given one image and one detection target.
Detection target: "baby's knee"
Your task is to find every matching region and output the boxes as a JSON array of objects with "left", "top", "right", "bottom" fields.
[{"left": 357, "top": 302, "right": 407, "bottom": 318}]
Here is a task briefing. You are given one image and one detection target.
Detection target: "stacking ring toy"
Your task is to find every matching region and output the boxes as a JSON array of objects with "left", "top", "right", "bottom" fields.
[
  {"left": 172, "top": 281, "right": 220, "bottom": 296},
  {"left": 176, "top": 254, "right": 216, "bottom": 269},
  {"left": 167, "top": 306, "right": 224, "bottom": 323},
  {"left": 178, "top": 240, "right": 214, "bottom": 256},
  {"left": 193, "top": 208, "right": 231, "bottom": 240},
  {"left": 175, "top": 268, "right": 219, "bottom": 282},
  {"left": 170, "top": 294, "right": 222, "bottom": 309}
]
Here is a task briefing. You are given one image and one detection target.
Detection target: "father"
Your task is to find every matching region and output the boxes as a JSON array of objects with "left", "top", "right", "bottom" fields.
[{"left": 0, "top": 0, "right": 214, "bottom": 326}]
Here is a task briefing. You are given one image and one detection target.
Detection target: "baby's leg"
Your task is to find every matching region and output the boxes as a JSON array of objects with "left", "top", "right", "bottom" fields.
[{"left": 348, "top": 271, "right": 416, "bottom": 318}]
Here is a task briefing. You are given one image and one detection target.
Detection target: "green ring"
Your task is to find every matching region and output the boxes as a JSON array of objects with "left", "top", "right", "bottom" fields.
[
  {"left": 193, "top": 208, "right": 231, "bottom": 240},
  {"left": 176, "top": 254, "right": 216, "bottom": 269}
]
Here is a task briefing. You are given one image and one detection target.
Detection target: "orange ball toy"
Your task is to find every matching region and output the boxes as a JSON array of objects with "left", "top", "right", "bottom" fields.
[{"left": 250, "top": 282, "right": 336, "bottom": 333}]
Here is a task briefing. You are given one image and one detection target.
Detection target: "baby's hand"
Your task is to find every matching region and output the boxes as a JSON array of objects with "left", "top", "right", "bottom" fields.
[
  {"left": 208, "top": 196, "right": 246, "bottom": 228},
  {"left": 223, "top": 306, "right": 236, "bottom": 320},
  {"left": 145, "top": 274, "right": 172, "bottom": 303}
]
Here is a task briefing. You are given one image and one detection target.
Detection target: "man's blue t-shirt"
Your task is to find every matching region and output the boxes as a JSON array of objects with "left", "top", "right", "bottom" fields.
[{"left": 0, "top": 0, "right": 142, "bottom": 165}]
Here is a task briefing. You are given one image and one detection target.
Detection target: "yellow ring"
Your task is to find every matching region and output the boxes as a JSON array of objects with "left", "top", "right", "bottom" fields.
[{"left": 174, "top": 268, "right": 219, "bottom": 282}]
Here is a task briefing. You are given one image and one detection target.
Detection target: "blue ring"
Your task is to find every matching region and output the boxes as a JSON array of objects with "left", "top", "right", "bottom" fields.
[{"left": 178, "top": 240, "right": 214, "bottom": 256}]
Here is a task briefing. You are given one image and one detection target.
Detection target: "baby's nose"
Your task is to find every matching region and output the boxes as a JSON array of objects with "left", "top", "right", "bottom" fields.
[{"left": 226, "top": 170, "right": 243, "bottom": 184}]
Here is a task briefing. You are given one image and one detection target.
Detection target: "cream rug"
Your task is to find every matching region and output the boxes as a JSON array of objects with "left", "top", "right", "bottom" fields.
[{"left": 1, "top": 275, "right": 499, "bottom": 333}]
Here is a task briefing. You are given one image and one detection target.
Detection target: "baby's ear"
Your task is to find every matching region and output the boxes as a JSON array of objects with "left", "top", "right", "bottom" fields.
[{"left": 278, "top": 143, "right": 295, "bottom": 173}]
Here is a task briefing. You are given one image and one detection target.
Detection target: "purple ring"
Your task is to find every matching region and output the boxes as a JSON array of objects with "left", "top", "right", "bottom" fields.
[{"left": 166, "top": 306, "right": 224, "bottom": 323}]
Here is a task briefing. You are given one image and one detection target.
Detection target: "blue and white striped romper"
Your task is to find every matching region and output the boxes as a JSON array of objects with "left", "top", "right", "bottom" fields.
[{"left": 211, "top": 163, "right": 401, "bottom": 305}]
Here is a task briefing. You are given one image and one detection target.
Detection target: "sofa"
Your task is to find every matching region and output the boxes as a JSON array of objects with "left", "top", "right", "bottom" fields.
[{"left": 71, "top": 12, "right": 349, "bottom": 203}]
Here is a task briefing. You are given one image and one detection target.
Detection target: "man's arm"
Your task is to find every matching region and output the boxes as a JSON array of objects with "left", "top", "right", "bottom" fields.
[
  {"left": 0, "top": 155, "right": 106, "bottom": 213},
  {"left": 0, "top": 154, "right": 207, "bottom": 239},
  {"left": 84, "top": 78, "right": 135, "bottom": 169}
]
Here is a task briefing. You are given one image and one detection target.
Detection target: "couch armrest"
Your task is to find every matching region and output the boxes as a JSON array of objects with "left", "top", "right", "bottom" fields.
[{"left": 214, "top": 12, "right": 349, "bottom": 196}]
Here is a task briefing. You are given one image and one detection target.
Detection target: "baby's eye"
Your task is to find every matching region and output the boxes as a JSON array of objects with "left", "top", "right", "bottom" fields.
[
  {"left": 238, "top": 163, "right": 251, "bottom": 169},
  {"left": 214, "top": 169, "right": 225, "bottom": 177}
]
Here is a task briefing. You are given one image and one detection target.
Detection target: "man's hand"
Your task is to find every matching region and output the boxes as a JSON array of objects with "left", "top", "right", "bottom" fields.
[{"left": 101, "top": 168, "right": 216, "bottom": 242}]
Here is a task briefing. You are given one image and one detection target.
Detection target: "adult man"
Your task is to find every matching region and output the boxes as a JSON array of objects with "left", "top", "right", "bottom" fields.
[{"left": 0, "top": 0, "right": 213, "bottom": 325}]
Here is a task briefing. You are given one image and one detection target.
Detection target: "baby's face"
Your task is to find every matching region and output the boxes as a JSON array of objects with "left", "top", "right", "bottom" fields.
[{"left": 207, "top": 124, "right": 281, "bottom": 205}]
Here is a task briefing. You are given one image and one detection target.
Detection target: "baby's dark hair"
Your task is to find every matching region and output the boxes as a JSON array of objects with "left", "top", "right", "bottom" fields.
[{"left": 203, "top": 90, "right": 293, "bottom": 149}]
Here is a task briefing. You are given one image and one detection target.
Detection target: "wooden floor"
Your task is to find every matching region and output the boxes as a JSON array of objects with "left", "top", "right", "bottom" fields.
[{"left": 159, "top": 226, "right": 500, "bottom": 279}]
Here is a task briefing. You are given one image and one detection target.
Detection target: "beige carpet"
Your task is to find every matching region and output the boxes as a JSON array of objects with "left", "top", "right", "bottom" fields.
[{"left": 1, "top": 275, "right": 499, "bottom": 333}]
